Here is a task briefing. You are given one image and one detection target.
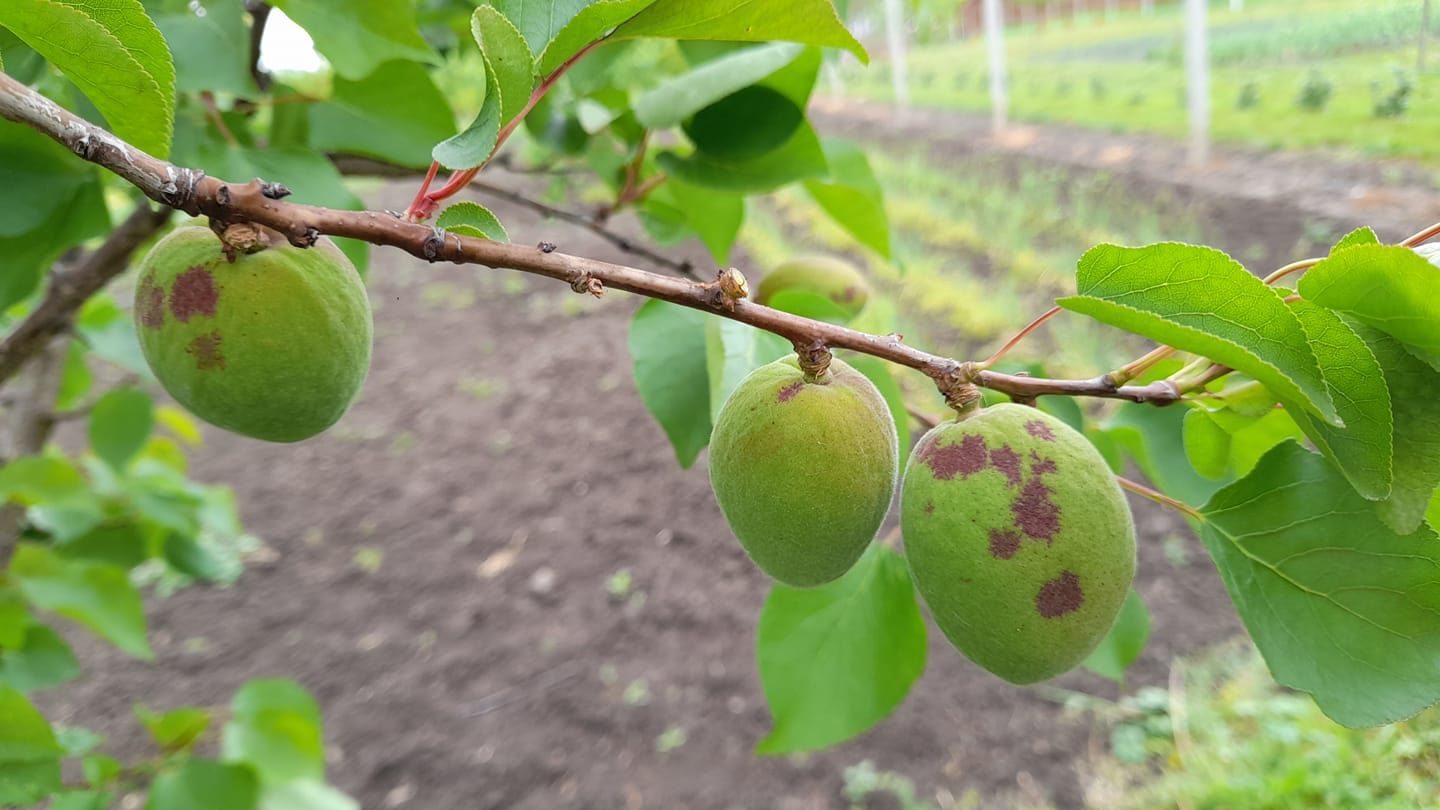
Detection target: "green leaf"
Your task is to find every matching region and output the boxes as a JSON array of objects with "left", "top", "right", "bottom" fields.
[
  {"left": 0, "top": 684, "right": 61, "bottom": 805},
  {"left": 1429, "top": 488, "right": 1439, "bottom": 530},
  {"left": 9, "top": 545, "right": 152, "bottom": 660},
  {"left": 0, "top": 682, "right": 61, "bottom": 762},
  {"left": 51, "top": 791, "right": 113, "bottom": 810},
  {"left": 268, "top": 0, "right": 436, "bottom": 80},
  {"left": 491, "top": 0, "right": 590, "bottom": 59},
  {"left": 258, "top": 779, "right": 357, "bottom": 810},
  {"left": 0, "top": 0, "right": 175, "bottom": 156},
  {"left": 1350, "top": 323, "right": 1440, "bottom": 534},
  {"left": 1331, "top": 226, "right": 1379, "bottom": 252},
  {"left": 134, "top": 705, "right": 209, "bottom": 752},
  {"left": 704, "top": 318, "right": 790, "bottom": 422},
  {"left": 804, "top": 138, "right": 891, "bottom": 258},
  {"left": 55, "top": 523, "right": 149, "bottom": 568},
  {"left": 222, "top": 680, "right": 325, "bottom": 786},
  {"left": 658, "top": 120, "right": 827, "bottom": 193},
  {"left": 1104, "top": 402, "right": 1224, "bottom": 508},
  {"left": 683, "top": 85, "right": 803, "bottom": 161},
  {"left": 162, "top": 533, "right": 225, "bottom": 581},
  {"left": 666, "top": 180, "right": 743, "bottom": 263},
  {"left": 77, "top": 293, "right": 154, "bottom": 379},
  {"left": 536, "top": 0, "right": 659, "bottom": 75},
  {"left": 613, "top": 0, "right": 867, "bottom": 63},
  {"left": 146, "top": 760, "right": 258, "bottom": 810},
  {"left": 633, "top": 42, "right": 804, "bottom": 128},
  {"left": 1058, "top": 243, "right": 1338, "bottom": 425},
  {"left": 89, "top": 388, "right": 155, "bottom": 473},
  {"left": 82, "top": 753, "right": 120, "bottom": 786},
  {"left": 308, "top": 59, "right": 456, "bottom": 169},
  {"left": 1083, "top": 590, "right": 1149, "bottom": 683},
  {"left": 1199, "top": 441, "right": 1440, "bottom": 728},
  {"left": 1282, "top": 300, "right": 1392, "bottom": 500},
  {"left": 1183, "top": 408, "right": 1231, "bottom": 481},
  {"left": 628, "top": 300, "right": 711, "bottom": 468},
  {"left": 155, "top": 0, "right": 255, "bottom": 96},
  {"left": 755, "top": 544, "right": 925, "bottom": 754},
  {"left": 56, "top": 338, "right": 93, "bottom": 412},
  {"left": 1298, "top": 244, "right": 1440, "bottom": 373},
  {"left": 432, "top": 47, "right": 502, "bottom": 169},
  {"left": 436, "top": 202, "right": 509, "bottom": 242},
  {"left": 0, "top": 457, "right": 88, "bottom": 506},
  {"left": 471, "top": 6, "right": 535, "bottom": 128},
  {"left": 0, "top": 622, "right": 79, "bottom": 692},
  {"left": 764, "top": 290, "right": 853, "bottom": 324},
  {"left": 0, "top": 123, "right": 106, "bottom": 239},
  {"left": 1224, "top": 408, "right": 1304, "bottom": 478}
]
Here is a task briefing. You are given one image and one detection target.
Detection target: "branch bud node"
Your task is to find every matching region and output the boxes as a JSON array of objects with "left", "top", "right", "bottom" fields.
[{"left": 717, "top": 268, "right": 749, "bottom": 301}]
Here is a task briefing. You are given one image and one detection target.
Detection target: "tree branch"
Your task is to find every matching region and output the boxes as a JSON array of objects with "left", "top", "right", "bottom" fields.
[
  {"left": 0, "top": 203, "right": 174, "bottom": 388},
  {"left": 330, "top": 155, "right": 699, "bottom": 277},
  {"left": 245, "top": 1, "right": 273, "bottom": 93},
  {"left": 0, "top": 72, "right": 1185, "bottom": 407},
  {"left": 0, "top": 337, "right": 68, "bottom": 563}
]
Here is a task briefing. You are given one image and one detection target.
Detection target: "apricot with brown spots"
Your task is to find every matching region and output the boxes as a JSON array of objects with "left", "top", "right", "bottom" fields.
[
  {"left": 900, "top": 404, "right": 1135, "bottom": 684},
  {"left": 754, "top": 256, "right": 872, "bottom": 320},
  {"left": 708, "top": 355, "right": 898, "bottom": 587},
  {"left": 134, "top": 226, "right": 371, "bottom": 442}
]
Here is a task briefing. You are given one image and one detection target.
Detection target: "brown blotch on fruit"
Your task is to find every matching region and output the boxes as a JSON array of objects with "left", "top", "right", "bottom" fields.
[
  {"left": 1025, "top": 419, "right": 1056, "bottom": 442},
  {"left": 776, "top": 381, "right": 804, "bottom": 403},
  {"left": 169, "top": 266, "right": 219, "bottom": 322},
  {"left": 1036, "top": 571, "right": 1084, "bottom": 618},
  {"left": 1012, "top": 479, "right": 1061, "bottom": 541},
  {"left": 185, "top": 331, "right": 226, "bottom": 370},
  {"left": 1030, "top": 454, "right": 1058, "bottom": 476},
  {"left": 137, "top": 276, "right": 166, "bottom": 329},
  {"left": 921, "top": 434, "right": 990, "bottom": 480},
  {"left": 988, "top": 529, "right": 1021, "bottom": 559},
  {"left": 923, "top": 501, "right": 935, "bottom": 515},
  {"left": 990, "top": 445, "right": 1023, "bottom": 487}
]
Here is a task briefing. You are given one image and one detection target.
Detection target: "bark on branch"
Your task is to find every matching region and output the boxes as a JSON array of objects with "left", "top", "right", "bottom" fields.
[
  {"left": 0, "top": 72, "right": 1183, "bottom": 407},
  {"left": 0, "top": 204, "right": 173, "bottom": 387}
]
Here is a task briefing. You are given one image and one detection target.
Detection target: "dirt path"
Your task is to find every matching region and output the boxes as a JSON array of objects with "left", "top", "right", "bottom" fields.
[
  {"left": 812, "top": 97, "right": 1440, "bottom": 257},
  {"left": 43, "top": 110, "right": 1424, "bottom": 809}
]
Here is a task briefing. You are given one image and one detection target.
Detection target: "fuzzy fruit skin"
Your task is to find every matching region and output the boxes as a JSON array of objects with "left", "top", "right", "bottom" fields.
[
  {"left": 754, "top": 256, "right": 871, "bottom": 317},
  {"left": 901, "top": 404, "right": 1135, "bottom": 684},
  {"left": 709, "top": 355, "right": 898, "bottom": 587},
  {"left": 134, "top": 227, "right": 372, "bottom": 443}
]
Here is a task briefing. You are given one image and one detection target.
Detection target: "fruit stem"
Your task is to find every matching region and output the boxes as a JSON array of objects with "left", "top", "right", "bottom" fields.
[
  {"left": 1116, "top": 476, "right": 1203, "bottom": 520},
  {"left": 794, "top": 341, "right": 833, "bottom": 383},
  {"left": 980, "top": 305, "right": 1062, "bottom": 369}
]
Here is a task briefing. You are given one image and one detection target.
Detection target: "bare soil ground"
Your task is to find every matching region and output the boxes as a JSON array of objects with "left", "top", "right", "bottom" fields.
[{"left": 41, "top": 104, "right": 1438, "bottom": 809}]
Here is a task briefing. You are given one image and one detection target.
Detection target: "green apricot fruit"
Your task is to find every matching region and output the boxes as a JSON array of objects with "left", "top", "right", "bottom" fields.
[
  {"left": 754, "top": 256, "right": 871, "bottom": 318},
  {"left": 134, "top": 226, "right": 372, "bottom": 443},
  {"left": 901, "top": 404, "right": 1135, "bottom": 684},
  {"left": 709, "top": 355, "right": 898, "bottom": 587}
]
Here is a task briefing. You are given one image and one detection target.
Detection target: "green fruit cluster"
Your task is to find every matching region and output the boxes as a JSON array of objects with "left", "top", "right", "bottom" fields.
[
  {"left": 709, "top": 354, "right": 1136, "bottom": 682},
  {"left": 134, "top": 226, "right": 373, "bottom": 443},
  {"left": 901, "top": 404, "right": 1136, "bottom": 683},
  {"left": 708, "top": 355, "right": 898, "bottom": 587}
]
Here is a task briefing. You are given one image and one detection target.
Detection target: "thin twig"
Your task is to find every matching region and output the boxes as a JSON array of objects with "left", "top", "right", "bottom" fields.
[
  {"left": 0, "top": 72, "right": 1192, "bottom": 408},
  {"left": 981, "top": 305, "right": 1062, "bottom": 368},
  {"left": 200, "top": 92, "right": 239, "bottom": 146},
  {"left": 244, "top": 1, "right": 273, "bottom": 93},
  {"left": 0, "top": 203, "right": 173, "bottom": 388},
  {"left": 1117, "top": 476, "right": 1203, "bottom": 520},
  {"left": 1402, "top": 221, "right": 1440, "bottom": 247},
  {"left": 469, "top": 180, "right": 699, "bottom": 278},
  {"left": 1109, "top": 345, "right": 1177, "bottom": 386},
  {"left": 1262, "top": 257, "right": 1321, "bottom": 286}
]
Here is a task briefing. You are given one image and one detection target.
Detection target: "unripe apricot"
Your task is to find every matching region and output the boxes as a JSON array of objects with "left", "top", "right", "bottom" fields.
[
  {"left": 134, "top": 226, "right": 372, "bottom": 443},
  {"left": 901, "top": 404, "right": 1135, "bottom": 683},
  {"left": 709, "top": 355, "right": 898, "bottom": 587},
  {"left": 755, "top": 256, "right": 871, "bottom": 318}
]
